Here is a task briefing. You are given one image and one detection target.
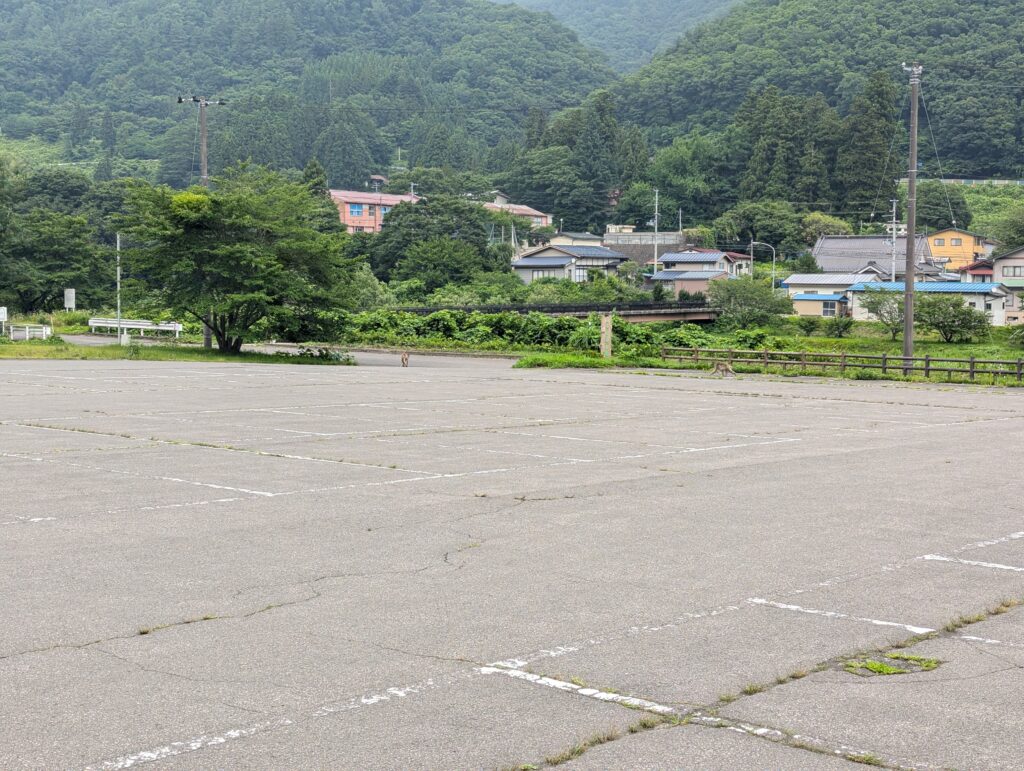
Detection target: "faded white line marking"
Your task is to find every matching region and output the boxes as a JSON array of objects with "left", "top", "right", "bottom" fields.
[
  {"left": 83, "top": 719, "right": 295, "bottom": 769},
  {"left": 920, "top": 554, "right": 1024, "bottom": 573},
  {"left": 959, "top": 635, "right": 1024, "bottom": 649},
  {"left": 479, "top": 667, "right": 677, "bottom": 715},
  {"left": 748, "top": 598, "right": 935, "bottom": 635}
]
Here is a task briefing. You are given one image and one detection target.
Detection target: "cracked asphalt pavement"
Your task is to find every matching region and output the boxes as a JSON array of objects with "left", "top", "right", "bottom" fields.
[{"left": 2, "top": 356, "right": 1024, "bottom": 769}]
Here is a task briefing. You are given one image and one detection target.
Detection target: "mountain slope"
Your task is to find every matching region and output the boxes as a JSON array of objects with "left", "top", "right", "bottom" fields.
[
  {"left": 617, "top": 0, "right": 1024, "bottom": 176},
  {"left": 0, "top": 0, "right": 613, "bottom": 185},
  {"left": 498, "top": 0, "right": 735, "bottom": 72}
]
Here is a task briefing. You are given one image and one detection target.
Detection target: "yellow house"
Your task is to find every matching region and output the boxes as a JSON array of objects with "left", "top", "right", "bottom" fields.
[{"left": 926, "top": 229, "right": 997, "bottom": 270}]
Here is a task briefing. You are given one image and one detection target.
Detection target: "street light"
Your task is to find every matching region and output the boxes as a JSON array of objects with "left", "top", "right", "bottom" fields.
[{"left": 749, "top": 241, "right": 778, "bottom": 288}]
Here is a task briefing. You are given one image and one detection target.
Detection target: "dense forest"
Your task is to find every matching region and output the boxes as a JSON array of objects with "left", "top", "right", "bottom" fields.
[
  {"left": 617, "top": 0, "right": 1024, "bottom": 177},
  {"left": 493, "top": 0, "right": 734, "bottom": 72},
  {"left": 0, "top": 0, "right": 612, "bottom": 187}
]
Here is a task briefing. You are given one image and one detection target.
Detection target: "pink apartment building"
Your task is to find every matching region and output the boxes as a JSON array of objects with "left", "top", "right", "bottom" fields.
[{"left": 329, "top": 190, "right": 420, "bottom": 233}]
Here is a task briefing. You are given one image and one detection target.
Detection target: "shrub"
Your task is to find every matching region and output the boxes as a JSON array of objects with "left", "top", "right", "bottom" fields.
[
  {"left": 567, "top": 323, "right": 600, "bottom": 351},
  {"left": 795, "top": 317, "right": 820, "bottom": 336},
  {"left": 661, "top": 323, "right": 715, "bottom": 348},
  {"left": 823, "top": 316, "right": 854, "bottom": 338}
]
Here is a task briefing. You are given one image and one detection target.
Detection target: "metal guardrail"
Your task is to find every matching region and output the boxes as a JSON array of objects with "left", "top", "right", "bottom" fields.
[
  {"left": 394, "top": 302, "right": 712, "bottom": 316},
  {"left": 661, "top": 346, "right": 1024, "bottom": 382}
]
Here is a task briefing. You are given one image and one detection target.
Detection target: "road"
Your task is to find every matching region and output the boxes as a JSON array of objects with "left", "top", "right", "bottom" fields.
[{"left": 1, "top": 356, "right": 1023, "bottom": 769}]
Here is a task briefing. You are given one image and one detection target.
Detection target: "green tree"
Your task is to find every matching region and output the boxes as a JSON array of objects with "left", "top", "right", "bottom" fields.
[
  {"left": 916, "top": 181, "right": 973, "bottom": 232},
  {"left": 370, "top": 195, "right": 492, "bottom": 280},
  {"left": 834, "top": 72, "right": 899, "bottom": 222},
  {"left": 801, "top": 212, "right": 853, "bottom": 246},
  {"left": 859, "top": 288, "right": 904, "bottom": 340},
  {"left": 0, "top": 210, "right": 107, "bottom": 312},
  {"left": 392, "top": 238, "right": 487, "bottom": 293},
  {"left": 708, "top": 278, "right": 793, "bottom": 329},
  {"left": 822, "top": 315, "right": 854, "bottom": 338},
  {"left": 713, "top": 201, "right": 803, "bottom": 255},
  {"left": 992, "top": 206, "right": 1024, "bottom": 251},
  {"left": 125, "top": 165, "right": 348, "bottom": 353},
  {"left": 916, "top": 295, "right": 990, "bottom": 343}
]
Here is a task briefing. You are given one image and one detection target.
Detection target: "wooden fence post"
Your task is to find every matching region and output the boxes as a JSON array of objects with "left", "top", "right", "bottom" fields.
[
  {"left": 924, "top": 355, "right": 931, "bottom": 378},
  {"left": 840, "top": 352, "right": 847, "bottom": 375},
  {"left": 1017, "top": 359, "right": 1022, "bottom": 383},
  {"left": 882, "top": 353, "right": 888, "bottom": 375},
  {"left": 969, "top": 356, "right": 976, "bottom": 381}
]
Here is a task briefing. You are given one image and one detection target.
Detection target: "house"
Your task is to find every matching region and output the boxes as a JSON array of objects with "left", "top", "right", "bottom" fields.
[
  {"left": 991, "top": 246, "right": 1024, "bottom": 324},
  {"left": 957, "top": 259, "right": 994, "bottom": 283},
  {"left": 790, "top": 293, "right": 848, "bottom": 318},
  {"left": 648, "top": 251, "right": 751, "bottom": 277},
  {"left": 330, "top": 190, "right": 419, "bottom": 233},
  {"left": 847, "top": 282, "right": 1009, "bottom": 326},
  {"left": 925, "top": 229, "right": 998, "bottom": 269},
  {"left": 781, "top": 274, "right": 870, "bottom": 317},
  {"left": 512, "top": 245, "right": 629, "bottom": 284},
  {"left": 812, "top": 234, "right": 934, "bottom": 274},
  {"left": 550, "top": 232, "right": 604, "bottom": 247},
  {"left": 484, "top": 192, "right": 552, "bottom": 228},
  {"left": 647, "top": 270, "right": 733, "bottom": 297},
  {"left": 602, "top": 225, "right": 694, "bottom": 263}
]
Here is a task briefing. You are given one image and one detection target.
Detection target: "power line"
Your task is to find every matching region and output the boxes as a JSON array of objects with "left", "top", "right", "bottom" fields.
[{"left": 919, "top": 86, "right": 957, "bottom": 227}]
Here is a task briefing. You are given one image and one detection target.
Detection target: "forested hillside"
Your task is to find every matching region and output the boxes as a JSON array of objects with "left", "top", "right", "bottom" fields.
[
  {"left": 0, "top": 0, "right": 612, "bottom": 186},
  {"left": 618, "top": 0, "right": 1024, "bottom": 176},
  {"left": 496, "top": 0, "right": 734, "bottom": 72}
]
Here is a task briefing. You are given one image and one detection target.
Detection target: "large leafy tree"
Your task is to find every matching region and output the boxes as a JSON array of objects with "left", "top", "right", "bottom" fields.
[
  {"left": 713, "top": 200, "right": 803, "bottom": 255},
  {"left": 125, "top": 165, "right": 349, "bottom": 353},
  {"left": 707, "top": 278, "right": 793, "bottom": 329},
  {"left": 0, "top": 210, "right": 107, "bottom": 313},
  {"left": 369, "top": 195, "right": 493, "bottom": 280},
  {"left": 916, "top": 294, "right": 990, "bottom": 343},
  {"left": 392, "top": 237, "right": 488, "bottom": 293}
]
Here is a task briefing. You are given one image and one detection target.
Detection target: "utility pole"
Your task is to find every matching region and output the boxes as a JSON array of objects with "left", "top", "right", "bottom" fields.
[
  {"left": 889, "top": 198, "right": 899, "bottom": 281},
  {"left": 653, "top": 188, "right": 660, "bottom": 274},
  {"left": 902, "top": 62, "right": 922, "bottom": 363},
  {"left": 179, "top": 95, "right": 226, "bottom": 349},
  {"left": 678, "top": 208, "right": 683, "bottom": 234},
  {"left": 116, "top": 233, "right": 123, "bottom": 346}
]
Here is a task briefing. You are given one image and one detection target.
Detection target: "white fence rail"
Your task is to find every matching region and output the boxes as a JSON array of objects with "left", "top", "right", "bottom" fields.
[
  {"left": 88, "top": 318, "right": 182, "bottom": 338},
  {"left": 9, "top": 324, "right": 52, "bottom": 341}
]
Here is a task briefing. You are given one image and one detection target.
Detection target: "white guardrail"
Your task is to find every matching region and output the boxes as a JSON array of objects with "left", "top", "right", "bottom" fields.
[
  {"left": 88, "top": 318, "right": 183, "bottom": 338},
  {"left": 9, "top": 324, "right": 52, "bottom": 341}
]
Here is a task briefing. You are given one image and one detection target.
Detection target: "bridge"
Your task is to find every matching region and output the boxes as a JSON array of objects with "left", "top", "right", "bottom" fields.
[{"left": 395, "top": 301, "right": 719, "bottom": 324}]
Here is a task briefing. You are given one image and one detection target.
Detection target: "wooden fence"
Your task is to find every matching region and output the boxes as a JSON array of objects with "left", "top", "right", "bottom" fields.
[{"left": 661, "top": 347, "right": 1024, "bottom": 383}]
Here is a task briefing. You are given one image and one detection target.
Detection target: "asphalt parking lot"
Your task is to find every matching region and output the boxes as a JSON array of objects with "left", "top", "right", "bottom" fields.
[{"left": 2, "top": 355, "right": 1024, "bottom": 770}]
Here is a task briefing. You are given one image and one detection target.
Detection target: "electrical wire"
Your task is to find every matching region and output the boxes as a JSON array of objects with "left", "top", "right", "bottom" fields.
[
  {"left": 919, "top": 85, "right": 957, "bottom": 228},
  {"left": 188, "top": 105, "right": 201, "bottom": 186},
  {"left": 868, "top": 91, "right": 910, "bottom": 222}
]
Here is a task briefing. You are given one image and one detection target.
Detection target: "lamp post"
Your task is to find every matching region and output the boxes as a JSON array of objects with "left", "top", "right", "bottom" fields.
[
  {"left": 116, "top": 232, "right": 123, "bottom": 345},
  {"left": 749, "top": 241, "right": 777, "bottom": 287}
]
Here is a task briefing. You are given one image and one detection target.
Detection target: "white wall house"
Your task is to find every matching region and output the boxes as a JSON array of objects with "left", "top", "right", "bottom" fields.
[
  {"left": 847, "top": 282, "right": 1009, "bottom": 326},
  {"left": 512, "top": 245, "right": 629, "bottom": 285},
  {"left": 651, "top": 251, "right": 750, "bottom": 277}
]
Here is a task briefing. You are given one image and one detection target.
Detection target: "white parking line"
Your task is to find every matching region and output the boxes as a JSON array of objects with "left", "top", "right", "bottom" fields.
[
  {"left": 747, "top": 598, "right": 935, "bottom": 635},
  {"left": 478, "top": 666, "right": 677, "bottom": 715},
  {"left": 920, "top": 554, "right": 1024, "bottom": 573}
]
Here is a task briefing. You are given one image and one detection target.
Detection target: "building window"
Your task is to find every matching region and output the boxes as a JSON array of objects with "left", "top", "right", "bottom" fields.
[
  {"left": 349, "top": 204, "right": 364, "bottom": 217},
  {"left": 934, "top": 238, "right": 945, "bottom": 246},
  {"left": 573, "top": 268, "right": 590, "bottom": 282},
  {"left": 368, "top": 205, "right": 376, "bottom": 217},
  {"left": 985, "top": 302, "right": 993, "bottom": 311},
  {"left": 821, "top": 301, "right": 837, "bottom": 317},
  {"left": 532, "top": 269, "right": 559, "bottom": 280},
  {"left": 381, "top": 207, "right": 391, "bottom": 215},
  {"left": 951, "top": 238, "right": 963, "bottom": 246},
  {"left": 1004, "top": 266, "right": 1024, "bottom": 277}
]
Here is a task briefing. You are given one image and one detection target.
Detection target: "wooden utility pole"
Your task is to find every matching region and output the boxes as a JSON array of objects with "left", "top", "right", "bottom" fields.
[
  {"left": 653, "top": 188, "right": 660, "bottom": 273},
  {"left": 178, "top": 95, "right": 226, "bottom": 347},
  {"left": 903, "top": 63, "right": 922, "bottom": 362}
]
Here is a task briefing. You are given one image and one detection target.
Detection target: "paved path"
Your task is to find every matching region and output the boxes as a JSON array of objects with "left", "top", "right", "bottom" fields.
[{"left": 2, "top": 358, "right": 1023, "bottom": 769}]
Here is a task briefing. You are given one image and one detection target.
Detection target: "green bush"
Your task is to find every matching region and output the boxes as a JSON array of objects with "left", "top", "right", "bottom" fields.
[
  {"left": 662, "top": 323, "right": 715, "bottom": 348},
  {"left": 795, "top": 316, "right": 820, "bottom": 336},
  {"left": 822, "top": 316, "right": 855, "bottom": 338}
]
